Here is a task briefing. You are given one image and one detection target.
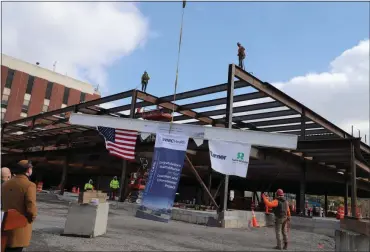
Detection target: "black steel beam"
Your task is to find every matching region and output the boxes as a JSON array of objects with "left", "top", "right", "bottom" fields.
[
  {"left": 2, "top": 90, "right": 134, "bottom": 129},
  {"left": 174, "top": 101, "right": 284, "bottom": 122},
  {"left": 260, "top": 123, "right": 321, "bottom": 133},
  {"left": 246, "top": 117, "right": 302, "bottom": 127},
  {"left": 277, "top": 128, "right": 332, "bottom": 136},
  {"left": 297, "top": 139, "right": 353, "bottom": 151},
  {"left": 107, "top": 81, "right": 249, "bottom": 113}
]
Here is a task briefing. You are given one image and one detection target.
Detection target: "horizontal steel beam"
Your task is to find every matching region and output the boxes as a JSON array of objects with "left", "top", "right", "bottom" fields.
[
  {"left": 2, "top": 90, "right": 134, "bottom": 129},
  {"left": 136, "top": 91, "right": 214, "bottom": 125},
  {"left": 70, "top": 113, "right": 298, "bottom": 149},
  {"left": 261, "top": 123, "right": 321, "bottom": 133},
  {"left": 247, "top": 117, "right": 302, "bottom": 127},
  {"left": 107, "top": 81, "right": 250, "bottom": 113},
  {"left": 278, "top": 128, "right": 332, "bottom": 136},
  {"left": 174, "top": 101, "right": 284, "bottom": 122}
]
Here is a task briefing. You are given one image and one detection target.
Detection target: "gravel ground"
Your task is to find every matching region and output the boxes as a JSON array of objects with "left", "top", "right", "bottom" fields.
[{"left": 26, "top": 194, "right": 335, "bottom": 251}]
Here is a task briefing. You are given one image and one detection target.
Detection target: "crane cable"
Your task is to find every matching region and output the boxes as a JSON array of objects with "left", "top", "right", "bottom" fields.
[{"left": 169, "top": 0, "right": 186, "bottom": 132}]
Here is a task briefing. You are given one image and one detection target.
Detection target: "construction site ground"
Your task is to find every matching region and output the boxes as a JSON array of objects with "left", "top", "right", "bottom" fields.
[{"left": 28, "top": 193, "right": 335, "bottom": 251}]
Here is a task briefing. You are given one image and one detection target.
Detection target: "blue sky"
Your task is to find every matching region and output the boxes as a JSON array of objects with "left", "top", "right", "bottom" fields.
[{"left": 106, "top": 2, "right": 369, "bottom": 98}]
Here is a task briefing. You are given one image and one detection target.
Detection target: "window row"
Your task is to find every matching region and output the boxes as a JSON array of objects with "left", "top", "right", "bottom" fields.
[{"left": 4, "top": 68, "right": 87, "bottom": 103}]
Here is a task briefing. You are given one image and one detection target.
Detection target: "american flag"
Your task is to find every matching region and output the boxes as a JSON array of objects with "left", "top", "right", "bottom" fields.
[{"left": 97, "top": 126, "right": 138, "bottom": 161}]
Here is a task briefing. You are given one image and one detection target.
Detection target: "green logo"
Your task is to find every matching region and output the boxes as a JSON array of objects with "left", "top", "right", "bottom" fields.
[{"left": 237, "top": 152, "right": 244, "bottom": 160}]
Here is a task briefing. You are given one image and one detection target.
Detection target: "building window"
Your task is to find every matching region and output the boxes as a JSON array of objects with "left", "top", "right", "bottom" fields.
[
  {"left": 63, "top": 88, "right": 70, "bottom": 105},
  {"left": 80, "top": 92, "right": 86, "bottom": 103},
  {"left": 45, "top": 82, "right": 53, "bottom": 99},
  {"left": 22, "top": 94, "right": 31, "bottom": 112},
  {"left": 26, "top": 75, "right": 35, "bottom": 94},
  {"left": 42, "top": 99, "right": 50, "bottom": 112},
  {"left": 20, "top": 112, "right": 28, "bottom": 118},
  {"left": 5, "top": 69, "right": 15, "bottom": 89},
  {"left": 1, "top": 108, "right": 6, "bottom": 120},
  {"left": 1, "top": 88, "right": 10, "bottom": 107},
  {"left": 60, "top": 104, "right": 67, "bottom": 117}
]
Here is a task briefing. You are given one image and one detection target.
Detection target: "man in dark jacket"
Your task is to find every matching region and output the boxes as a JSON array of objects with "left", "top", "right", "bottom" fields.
[
  {"left": 263, "top": 189, "right": 291, "bottom": 250},
  {"left": 141, "top": 71, "right": 150, "bottom": 92},
  {"left": 2, "top": 160, "right": 37, "bottom": 252},
  {"left": 237, "top": 42, "right": 246, "bottom": 69}
]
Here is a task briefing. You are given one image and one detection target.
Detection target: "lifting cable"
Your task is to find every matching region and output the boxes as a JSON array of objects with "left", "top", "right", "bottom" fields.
[{"left": 169, "top": 0, "right": 187, "bottom": 132}]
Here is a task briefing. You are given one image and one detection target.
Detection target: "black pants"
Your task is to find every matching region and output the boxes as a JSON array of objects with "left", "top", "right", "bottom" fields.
[
  {"left": 238, "top": 57, "right": 244, "bottom": 70},
  {"left": 141, "top": 82, "right": 148, "bottom": 92},
  {"left": 5, "top": 247, "right": 23, "bottom": 252}
]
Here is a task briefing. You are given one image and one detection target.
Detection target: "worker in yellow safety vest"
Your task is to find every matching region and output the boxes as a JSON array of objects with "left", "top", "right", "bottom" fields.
[
  {"left": 109, "top": 176, "right": 120, "bottom": 200},
  {"left": 84, "top": 179, "right": 94, "bottom": 191}
]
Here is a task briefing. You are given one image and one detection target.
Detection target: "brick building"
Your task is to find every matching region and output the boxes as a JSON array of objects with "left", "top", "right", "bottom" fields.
[{"left": 1, "top": 54, "right": 101, "bottom": 122}]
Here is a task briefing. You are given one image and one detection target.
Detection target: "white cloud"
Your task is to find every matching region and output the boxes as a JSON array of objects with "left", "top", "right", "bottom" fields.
[
  {"left": 274, "top": 39, "right": 369, "bottom": 138},
  {"left": 2, "top": 2, "right": 150, "bottom": 93}
]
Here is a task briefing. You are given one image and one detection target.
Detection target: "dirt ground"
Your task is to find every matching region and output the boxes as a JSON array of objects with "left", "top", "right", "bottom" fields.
[{"left": 26, "top": 194, "right": 335, "bottom": 251}]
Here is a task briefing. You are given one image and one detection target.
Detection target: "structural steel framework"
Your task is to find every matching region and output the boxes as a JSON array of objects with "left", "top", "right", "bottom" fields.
[{"left": 1, "top": 64, "right": 370, "bottom": 215}]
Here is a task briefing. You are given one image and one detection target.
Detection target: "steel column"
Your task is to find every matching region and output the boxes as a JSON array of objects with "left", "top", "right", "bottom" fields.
[
  {"left": 299, "top": 163, "right": 306, "bottom": 215},
  {"left": 324, "top": 193, "right": 328, "bottom": 217},
  {"left": 59, "top": 155, "right": 69, "bottom": 196},
  {"left": 119, "top": 90, "right": 137, "bottom": 202},
  {"left": 300, "top": 110, "right": 306, "bottom": 140},
  {"left": 222, "top": 64, "right": 235, "bottom": 212},
  {"left": 344, "top": 172, "right": 349, "bottom": 216},
  {"left": 350, "top": 141, "right": 357, "bottom": 217}
]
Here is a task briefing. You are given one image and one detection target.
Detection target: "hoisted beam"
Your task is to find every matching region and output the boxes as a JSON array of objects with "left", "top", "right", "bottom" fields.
[{"left": 69, "top": 113, "right": 298, "bottom": 150}]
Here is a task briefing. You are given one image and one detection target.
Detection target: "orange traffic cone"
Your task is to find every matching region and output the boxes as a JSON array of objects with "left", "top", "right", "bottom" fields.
[{"left": 252, "top": 210, "right": 260, "bottom": 227}]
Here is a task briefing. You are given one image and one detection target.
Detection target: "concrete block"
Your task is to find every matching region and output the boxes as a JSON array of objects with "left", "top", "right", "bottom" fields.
[
  {"left": 335, "top": 229, "right": 370, "bottom": 252},
  {"left": 63, "top": 202, "right": 109, "bottom": 238}
]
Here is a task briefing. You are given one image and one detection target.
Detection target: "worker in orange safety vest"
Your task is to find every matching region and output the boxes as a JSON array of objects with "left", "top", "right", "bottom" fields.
[{"left": 263, "top": 189, "right": 291, "bottom": 250}]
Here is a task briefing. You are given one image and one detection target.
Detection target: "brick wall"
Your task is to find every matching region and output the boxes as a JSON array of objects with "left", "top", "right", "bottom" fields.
[
  {"left": 48, "top": 83, "right": 64, "bottom": 111},
  {"left": 5, "top": 71, "right": 28, "bottom": 121},
  {"left": 28, "top": 77, "right": 47, "bottom": 116}
]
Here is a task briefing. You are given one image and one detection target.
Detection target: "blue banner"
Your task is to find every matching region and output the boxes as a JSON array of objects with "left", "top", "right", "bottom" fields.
[{"left": 136, "top": 133, "right": 189, "bottom": 223}]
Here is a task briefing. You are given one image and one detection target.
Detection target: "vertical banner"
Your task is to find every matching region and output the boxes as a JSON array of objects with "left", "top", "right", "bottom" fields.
[
  {"left": 209, "top": 140, "right": 251, "bottom": 178},
  {"left": 136, "top": 133, "right": 189, "bottom": 223}
]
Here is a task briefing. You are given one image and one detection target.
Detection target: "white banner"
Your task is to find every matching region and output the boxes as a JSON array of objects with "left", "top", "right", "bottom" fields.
[
  {"left": 209, "top": 140, "right": 251, "bottom": 178},
  {"left": 155, "top": 133, "right": 189, "bottom": 151}
]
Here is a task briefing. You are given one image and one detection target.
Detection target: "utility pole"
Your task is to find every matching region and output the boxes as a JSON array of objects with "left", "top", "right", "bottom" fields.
[
  {"left": 351, "top": 125, "right": 353, "bottom": 136},
  {"left": 358, "top": 129, "right": 361, "bottom": 138}
]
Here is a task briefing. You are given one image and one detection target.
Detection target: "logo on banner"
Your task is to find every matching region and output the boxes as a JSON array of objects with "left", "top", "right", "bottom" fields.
[
  {"left": 210, "top": 151, "right": 226, "bottom": 160},
  {"left": 232, "top": 152, "right": 249, "bottom": 165},
  {"left": 162, "top": 137, "right": 186, "bottom": 145}
]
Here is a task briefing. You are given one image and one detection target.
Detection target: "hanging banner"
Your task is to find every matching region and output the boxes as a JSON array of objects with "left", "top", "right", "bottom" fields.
[
  {"left": 136, "top": 133, "right": 189, "bottom": 223},
  {"left": 209, "top": 140, "right": 251, "bottom": 178}
]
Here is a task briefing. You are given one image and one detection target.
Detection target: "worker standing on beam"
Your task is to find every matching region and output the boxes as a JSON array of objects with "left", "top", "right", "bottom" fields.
[
  {"left": 141, "top": 71, "right": 150, "bottom": 93},
  {"left": 109, "top": 176, "right": 120, "bottom": 200},
  {"left": 84, "top": 179, "right": 94, "bottom": 191},
  {"left": 262, "top": 189, "right": 291, "bottom": 250},
  {"left": 237, "top": 42, "right": 246, "bottom": 69}
]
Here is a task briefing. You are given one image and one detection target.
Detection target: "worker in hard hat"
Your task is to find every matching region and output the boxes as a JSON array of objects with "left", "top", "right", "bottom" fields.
[
  {"left": 84, "top": 179, "right": 94, "bottom": 191},
  {"left": 237, "top": 42, "right": 246, "bottom": 69},
  {"left": 141, "top": 71, "right": 150, "bottom": 93},
  {"left": 109, "top": 176, "right": 120, "bottom": 200},
  {"left": 262, "top": 189, "right": 291, "bottom": 250}
]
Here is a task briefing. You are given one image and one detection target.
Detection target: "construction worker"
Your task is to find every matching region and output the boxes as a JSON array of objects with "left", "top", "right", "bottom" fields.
[
  {"left": 237, "top": 42, "right": 246, "bottom": 69},
  {"left": 262, "top": 189, "right": 291, "bottom": 250},
  {"left": 141, "top": 71, "right": 150, "bottom": 93},
  {"left": 84, "top": 179, "right": 94, "bottom": 191},
  {"left": 1, "top": 167, "right": 11, "bottom": 183},
  {"left": 109, "top": 176, "right": 120, "bottom": 200}
]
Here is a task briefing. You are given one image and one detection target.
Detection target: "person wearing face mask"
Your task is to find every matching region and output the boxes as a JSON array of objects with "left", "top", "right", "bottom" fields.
[{"left": 1, "top": 160, "right": 37, "bottom": 252}]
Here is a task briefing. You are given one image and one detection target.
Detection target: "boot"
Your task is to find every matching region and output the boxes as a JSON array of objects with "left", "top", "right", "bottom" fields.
[
  {"left": 283, "top": 242, "right": 288, "bottom": 250},
  {"left": 273, "top": 245, "right": 282, "bottom": 250}
]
